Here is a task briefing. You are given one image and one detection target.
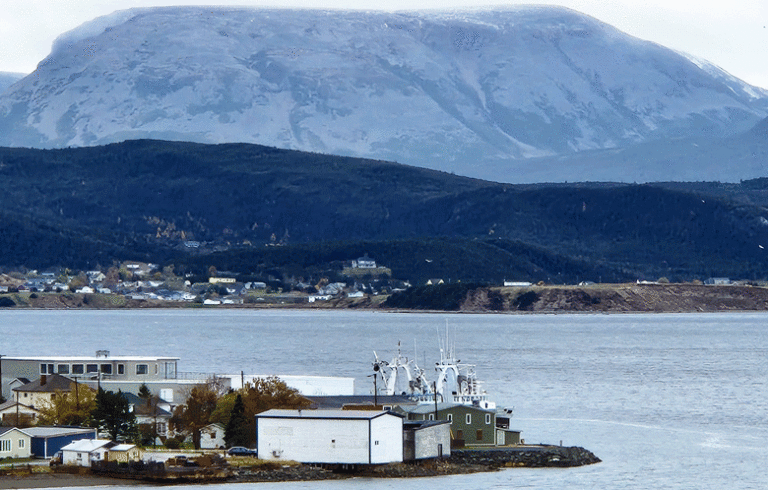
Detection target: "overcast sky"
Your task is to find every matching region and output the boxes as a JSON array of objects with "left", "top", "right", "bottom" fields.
[{"left": 3, "top": 1, "right": 767, "bottom": 88}]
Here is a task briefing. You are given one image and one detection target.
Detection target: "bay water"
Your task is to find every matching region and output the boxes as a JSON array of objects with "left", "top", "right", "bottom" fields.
[{"left": 1, "top": 309, "right": 766, "bottom": 489}]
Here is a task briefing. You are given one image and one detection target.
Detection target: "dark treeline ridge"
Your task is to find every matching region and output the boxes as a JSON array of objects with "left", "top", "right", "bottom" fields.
[{"left": 2, "top": 139, "right": 768, "bottom": 284}]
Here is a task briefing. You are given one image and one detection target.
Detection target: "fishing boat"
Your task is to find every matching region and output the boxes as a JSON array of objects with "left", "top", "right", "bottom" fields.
[{"left": 372, "top": 339, "right": 497, "bottom": 410}]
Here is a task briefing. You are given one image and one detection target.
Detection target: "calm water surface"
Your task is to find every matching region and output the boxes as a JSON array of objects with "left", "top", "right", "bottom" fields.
[{"left": 2, "top": 310, "right": 766, "bottom": 489}]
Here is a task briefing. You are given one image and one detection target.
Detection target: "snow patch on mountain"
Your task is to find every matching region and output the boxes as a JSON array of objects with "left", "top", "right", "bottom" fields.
[
  {"left": 1, "top": 6, "right": 767, "bottom": 183},
  {"left": 48, "top": 9, "right": 139, "bottom": 62}
]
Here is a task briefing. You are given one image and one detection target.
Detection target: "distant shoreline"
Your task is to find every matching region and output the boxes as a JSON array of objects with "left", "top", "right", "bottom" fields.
[{"left": 3, "top": 283, "right": 768, "bottom": 314}]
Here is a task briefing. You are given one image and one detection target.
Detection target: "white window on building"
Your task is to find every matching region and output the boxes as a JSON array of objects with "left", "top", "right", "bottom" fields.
[
  {"left": 87, "top": 364, "right": 98, "bottom": 374},
  {"left": 118, "top": 364, "right": 125, "bottom": 375},
  {"left": 100, "top": 364, "right": 112, "bottom": 375},
  {"left": 428, "top": 413, "right": 435, "bottom": 420},
  {"left": 447, "top": 414, "right": 453, "bottom": 423},
  {"left": 1, "top": 440, "right": 11, "bottom": 452},
  {"left": 485, "top": 413, "right": 492, "bottom": 424},
  {"left": 18, "top": 439, "right": 25, "bottom": 448},
  {"left": 136, "top": 364, "right": 148, "bottom": 375},
  {"left": 57, "top": 364, "right": 70, "bottom": 374},
  {"left": 72, "top": 364, "right": 84, "bottom": 374},
  {"left": 466, "top": 414, "right": 471, "bottom": 425}
]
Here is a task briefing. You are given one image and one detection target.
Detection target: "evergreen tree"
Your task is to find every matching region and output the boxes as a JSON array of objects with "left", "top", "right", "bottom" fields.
[
  {"left": 137, "top": 383, "right": 152, "bottom": 400},
  {"left": 224, "top": 394, "right": 250, "bottom": 448},
  {"left": 90, "top": 389, "right": 138, "bottom": 442}
]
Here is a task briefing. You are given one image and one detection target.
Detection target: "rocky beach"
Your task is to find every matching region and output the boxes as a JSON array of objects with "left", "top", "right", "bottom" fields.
[{"left": 0, "top": 446, "right": 600, "bottom": 488}]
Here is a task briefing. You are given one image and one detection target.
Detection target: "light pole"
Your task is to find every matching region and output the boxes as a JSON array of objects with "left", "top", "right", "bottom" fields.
[{"left": 367, "top": 373, "right": 378, "bottom": 407}]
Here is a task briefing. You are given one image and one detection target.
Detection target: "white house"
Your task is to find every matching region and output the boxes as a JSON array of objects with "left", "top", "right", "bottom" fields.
[
  {"left": 0, "top": 427, "right": 32, "bottom": 459},
  {"left": 200, "top": 423, "right": 226, "bottom": 449},
  {"left": 60, "top": 439, "right": 114, "bottom": 467},
  {"left": 256, "top": 409, "right": 404, "bottom": 465},
  {"left": 352, "top": 255, "right": 377, "bottom": 269}
]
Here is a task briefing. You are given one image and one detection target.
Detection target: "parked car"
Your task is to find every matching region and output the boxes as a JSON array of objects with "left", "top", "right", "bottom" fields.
[
  {"left": 227, "top": 446, "right": 257, "bottom": 457},
  {"left": 49, "top": 451, "right": 62, "bottom": 466}
]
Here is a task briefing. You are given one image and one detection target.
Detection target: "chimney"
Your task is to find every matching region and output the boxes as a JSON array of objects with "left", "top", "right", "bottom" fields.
[{"left": 41, "top": 374, "right": 47, "bottom": 385}]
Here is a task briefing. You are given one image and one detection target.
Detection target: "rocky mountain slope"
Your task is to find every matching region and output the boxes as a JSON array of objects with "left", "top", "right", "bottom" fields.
[{"left": 1, "top": 6, "right": 766, "bottom": 183}]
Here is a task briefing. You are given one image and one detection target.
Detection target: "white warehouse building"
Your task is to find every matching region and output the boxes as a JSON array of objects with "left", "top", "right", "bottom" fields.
[{"left": 256, "top": 410, "right": 404, "bottom": 465}]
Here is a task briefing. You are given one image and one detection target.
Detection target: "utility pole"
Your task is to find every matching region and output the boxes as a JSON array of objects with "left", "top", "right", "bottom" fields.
[
  {"left": 368, "top": 373, "right": 378, "bottom": 407},
  {"left": 0, "top": 354, "right": 4, "bottom": 403},
  {"left": 73, "top": 377, "right": 80, "bottom": 410},
  {"left": 433, "top": 381, "right": 438, "bottom": 421}
]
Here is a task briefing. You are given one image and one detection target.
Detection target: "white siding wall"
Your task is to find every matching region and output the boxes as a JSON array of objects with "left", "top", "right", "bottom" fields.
[
  {"left": 414, "top": 424, "right": 451, "bottom": 459},
  {"left": 0, "top": 431, "right": 31, "bottom": 459},
  {"left": 370, "top": 415, "right": 403, "bottom": 464},
  {"left": 62, "top": 448, "right": 108, "bottom": 467},
  {"left": 258, "top": 414, "right": 403, "bottom": 464}
]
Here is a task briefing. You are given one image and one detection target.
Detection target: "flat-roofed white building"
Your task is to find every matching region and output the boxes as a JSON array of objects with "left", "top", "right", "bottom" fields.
[
  {"left": 256, "top": 409, "right": 403, "bottom": 465},
  {"left": 0, "top": 352, "right": 220, "bottom": 405},
  {"left": 226, "top": 374, "right": 355, "bottom": 396}
]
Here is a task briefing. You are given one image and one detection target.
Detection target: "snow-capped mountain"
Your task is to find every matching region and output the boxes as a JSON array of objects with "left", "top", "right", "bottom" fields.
[
  {"left": 1, "top": 6, "right": 767, "bottom": 182},
  {"left": 0, "top": 72, "right": 25, "bottom": 95}
]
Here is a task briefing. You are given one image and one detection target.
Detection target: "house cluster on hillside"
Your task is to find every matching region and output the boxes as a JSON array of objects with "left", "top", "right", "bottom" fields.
[{"left": 0, "top": 255, "right": 412, "bottom": 304}]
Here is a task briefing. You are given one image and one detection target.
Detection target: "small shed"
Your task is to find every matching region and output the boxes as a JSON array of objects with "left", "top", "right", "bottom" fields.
[
  {"left": 60, "top": 439, "right": 113, "bottom": 467},
  {"left": 403, "top": 420, "right": 451, "bottom": 461},
  {"left": 0, "top": 427, "right": 32, "bottom": 459},
  {"left": 107, "top": 444, "right": 141, "bottom": 463},
  {"left": 256, "top": 409, "right": 404, "bottom": 465},
  {"left": 496, "top": 428, "right": 522, "bottom": 446},
  {"left": 200, "top": 423, "right": 225, "bottom": 449}
]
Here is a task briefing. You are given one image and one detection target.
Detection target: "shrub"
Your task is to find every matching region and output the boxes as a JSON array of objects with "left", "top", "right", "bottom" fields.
[{"left": 164, "top": 437, "right": 182, "bottom": 450}]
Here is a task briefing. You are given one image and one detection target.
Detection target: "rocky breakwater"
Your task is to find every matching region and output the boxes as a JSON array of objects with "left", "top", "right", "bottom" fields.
[{"left": 450, "top": 446, "right": 601, "bottom": 468}]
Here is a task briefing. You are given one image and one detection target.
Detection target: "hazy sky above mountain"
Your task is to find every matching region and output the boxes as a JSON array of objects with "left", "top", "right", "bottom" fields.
[{"left": 2, "top": 1, "right": 767, "bottom": 88}]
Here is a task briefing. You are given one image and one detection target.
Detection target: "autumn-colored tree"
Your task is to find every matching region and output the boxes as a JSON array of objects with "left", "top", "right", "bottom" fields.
[
  {"left": 36, "top": 383, "right": 96, "bottom": 426},
  {"left": 242, "top": 377, "right": 310, "bottom": 415},
  {"left": 234, "top": 377, "right": 311, "bottom": 447},
  {"left": 170, "top": 383, "right": 219, "bottom": 449}
]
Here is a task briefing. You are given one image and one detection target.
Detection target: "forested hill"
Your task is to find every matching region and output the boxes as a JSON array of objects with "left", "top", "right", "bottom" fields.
[{"left": 2, "top": 139, "right": 768, "bottom": 284}]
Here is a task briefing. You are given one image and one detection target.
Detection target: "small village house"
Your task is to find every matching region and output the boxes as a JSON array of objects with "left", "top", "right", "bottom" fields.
[
  {"left": 123, "top": 393, "right": 173, "bottom": 439},
  {"left": 397, "top": 403, "right": 499, "bottom": 447},
  {"left": 12, "top": 374, "right": 76, "bottom": 409},
  {"left": 0, "top": 398, "right": 39, "bottom": 426},
  {"left": 200, "top": 423, "right": 225, "bottom": 449},
  {"left": 106, "top": 443, "right": 141, "bottom": 463},
  {"left": 60, "top": 439, "right": 114, "bottom": 467},
  {"left": 0, "top": 427, "right": 32, "bottom": 459}
]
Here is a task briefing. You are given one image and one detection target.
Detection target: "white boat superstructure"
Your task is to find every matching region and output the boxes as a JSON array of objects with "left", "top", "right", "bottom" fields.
[
  {"left": 372, "top": 343, "right": 431, "bottom": 396},
  {"left": 372, "top": 337, "right": 496, "bottom": 410}
]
